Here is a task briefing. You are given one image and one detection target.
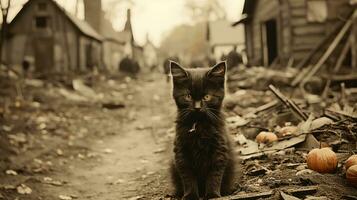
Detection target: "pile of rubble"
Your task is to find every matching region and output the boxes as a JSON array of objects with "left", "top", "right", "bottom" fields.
[{"left": 222, "top": 75, "right": 357, "bottom": 199}]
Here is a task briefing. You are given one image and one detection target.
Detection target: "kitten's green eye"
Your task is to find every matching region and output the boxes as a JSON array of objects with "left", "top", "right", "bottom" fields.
[
  {"left": 184, "top": 94, "right": 192, "bottom": 101},
  {"left": 203, "top": 94, "right": 212, "bottom": 101}
]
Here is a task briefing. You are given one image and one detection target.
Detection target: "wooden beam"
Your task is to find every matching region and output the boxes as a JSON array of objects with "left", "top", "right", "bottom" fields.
[
  {"left": 291, "top": 10, "right": 355, "bottom": 87},
  {"left": 351, "top": 12, "right": 357, "bottom": 69},
  {"left": 300, "top": 12, "right": 354, "bottom": 86},
  {"left": 322, "top": 37, "right": 352, "bottom": 98},
  {"left": 269, "top": 84, "right": 308, "bottom": 121}
]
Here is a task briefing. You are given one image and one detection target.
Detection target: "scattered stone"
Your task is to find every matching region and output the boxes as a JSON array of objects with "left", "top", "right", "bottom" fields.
[
  {"left": 17, "top": 184, "right": 32, "bottom": 195},
  {"left": 59, "top": 195, "right": 72, "bottom": 200}
]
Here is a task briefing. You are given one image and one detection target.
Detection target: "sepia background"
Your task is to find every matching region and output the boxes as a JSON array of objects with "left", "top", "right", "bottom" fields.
[{"left": 0, "top": 0, "right": 357, "bottom": 199}]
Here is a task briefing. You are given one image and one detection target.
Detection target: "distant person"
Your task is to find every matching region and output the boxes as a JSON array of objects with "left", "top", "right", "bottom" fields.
[
  {"left": 119, "top": 56, "right": 140, "bottom": 75},
  {"left": 163, "top": 56, "right": 179, "bottom": 82},
  {"left": 226, "top": 48, "right": 242, "bottom": 69}
]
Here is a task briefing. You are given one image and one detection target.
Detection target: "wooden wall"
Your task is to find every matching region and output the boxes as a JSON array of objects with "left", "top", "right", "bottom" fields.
[
  {"left": 245, "top": 0, "right": 353, "bottom": 67},
  {"left": 7, "top": 0, "right": 102, "bottom": 73}
]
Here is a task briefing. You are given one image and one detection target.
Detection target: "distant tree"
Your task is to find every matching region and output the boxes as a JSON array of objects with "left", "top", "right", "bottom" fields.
[
  {"left": 0, "top": 0, "right": 11, "bottom": 65},
  {"left": 159, "top": 23, "right": 209, "bottom": 63}
]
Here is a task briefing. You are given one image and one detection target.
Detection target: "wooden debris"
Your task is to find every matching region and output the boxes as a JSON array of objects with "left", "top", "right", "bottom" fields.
[
  {"left": 280, "top": 191, "right": 301, "bottom": 200},
  {"left": 243, "top": 100, "right": 279, "bottom": 118},
  {"left": 325, "top": 108, "right": 357, "bottom": 120},
  {"left": 322, "top": 38, "right": 351, "bottom": 98},
  {"left": 213, "top": 190, "right": 274, "bottom": 200},
  {"left": 299, "top": 15, "right": 353, "bottom": 86},
  {"left": 269, "top": 85, "right": 308, "bottom": 121},
  {"left": 282, "top": 185, "right": 318, "bottom": 196},
  {"left": 297, "top": 134, "right": 320, "bottom": 150}
]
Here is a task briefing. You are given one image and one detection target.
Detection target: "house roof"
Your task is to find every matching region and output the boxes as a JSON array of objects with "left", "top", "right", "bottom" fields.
[
  {"left": 100, "top": 16, "right": 125, "bottom": 44},
  {"left": 242, "top": 0, "right": 257, "bottom": 15},
  {"left": 208, "top": 19, "right": 244, "bottom": 46},
  {"left": 10, "top": 0, "right": 103, "bottom": 41}
]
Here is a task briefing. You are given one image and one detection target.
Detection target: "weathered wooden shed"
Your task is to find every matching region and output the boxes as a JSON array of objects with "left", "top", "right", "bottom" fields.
[
  {"left": 6, "top": 0, "right": 103, "bottom": 73},
  {"left": 238, "top": 0, "right": 355, "bottom": 68}
]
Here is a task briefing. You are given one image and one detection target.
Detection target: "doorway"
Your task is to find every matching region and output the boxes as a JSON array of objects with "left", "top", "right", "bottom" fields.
[
  {"left": 262, "top": 18, "right": 278, "bottom": 66},
  {"left": 34, "top": 37, "right": 54, "bottom": 72}
]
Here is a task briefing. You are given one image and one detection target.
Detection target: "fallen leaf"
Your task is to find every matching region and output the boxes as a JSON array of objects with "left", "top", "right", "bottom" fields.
[
  {"left": 17, "top": 184, "right": 32, "bottom": 195},
  {"left": 5, "top": 169, "right": 18, "bottom": 176}
]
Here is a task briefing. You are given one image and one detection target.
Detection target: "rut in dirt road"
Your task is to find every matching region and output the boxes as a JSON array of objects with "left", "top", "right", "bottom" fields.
[{"left": 55, "top": 76, "right": 177, "bottom": 200}]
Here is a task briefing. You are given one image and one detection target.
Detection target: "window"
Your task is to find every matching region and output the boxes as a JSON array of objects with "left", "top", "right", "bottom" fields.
[
  {"left": 307, "top": 0, "right": 328, "bottom": 22},
  {"left": 35, "top": 16, "right": 48, "bottom": 28},
  {"left": 38, "top": 3, "right": 47, "bottom": 11}
]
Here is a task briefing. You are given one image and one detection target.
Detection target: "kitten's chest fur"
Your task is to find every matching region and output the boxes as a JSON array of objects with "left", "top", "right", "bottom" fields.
[{"left": 174, "top": 122, "right": 228, "bottom": 171}]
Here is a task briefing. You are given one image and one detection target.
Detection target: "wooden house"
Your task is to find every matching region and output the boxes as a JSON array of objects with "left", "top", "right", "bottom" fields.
[
  {"left": 142, "top": 35, "right": 158, "bottom": 71},
  {"left": 237, "top": 0, "right": 355, "bottom": 67},
  {"left": 6, "top": 0, "right": 103, "bottom": 73}
]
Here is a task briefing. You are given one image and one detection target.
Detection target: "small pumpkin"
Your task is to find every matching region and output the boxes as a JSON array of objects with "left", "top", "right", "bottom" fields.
[
  {"left": 256, "top": 132, "right": 278, "bottom": 144},
  {"left": 346, "top": 165, "right": 357, "bottom": 187},
  {"left": 345, "top": 155, "right": 357, "bottom": 170},
  {"left": 306, "top": 148, "right": 337, "bottom": 173},
  {"left": 278, "top": 126, "right": 297, "bottom": 137}
]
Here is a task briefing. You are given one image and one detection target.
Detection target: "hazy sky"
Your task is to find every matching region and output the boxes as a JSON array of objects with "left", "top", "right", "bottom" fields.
[{"left": 8, "top": 0, "right": 244, "bottom": 46}]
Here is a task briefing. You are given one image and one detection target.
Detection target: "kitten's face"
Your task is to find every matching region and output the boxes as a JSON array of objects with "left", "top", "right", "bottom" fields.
[{"left": 170, "top": 61, "right": 226, "bottom": 121}]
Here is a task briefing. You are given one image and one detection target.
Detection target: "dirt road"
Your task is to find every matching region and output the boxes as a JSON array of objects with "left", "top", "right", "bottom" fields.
[{"left": 0, "top": 74, "right": 176, "bottom": 200}]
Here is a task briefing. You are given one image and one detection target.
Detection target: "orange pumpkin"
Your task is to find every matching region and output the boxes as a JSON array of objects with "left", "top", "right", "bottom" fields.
[
  {"left": 346, "top": 165, "right": 357, "bottom": 187},
  {"left": 256, "top": 132, "right": 278, "bottom": 144},
  {"left": 345, "top": 155, "right": 357, "bottom": 170},
  {"left": 306, "top": 148, "right": 337, "bottom": 173}
]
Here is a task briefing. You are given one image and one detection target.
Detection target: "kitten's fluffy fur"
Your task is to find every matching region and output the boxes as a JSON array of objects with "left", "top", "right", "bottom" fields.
[{"left": 169, "top": 61, "right": 235, "bottom": 200}]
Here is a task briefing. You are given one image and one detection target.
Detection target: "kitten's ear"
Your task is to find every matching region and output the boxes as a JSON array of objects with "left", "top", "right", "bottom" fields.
[
  {"left": 207, "top": 61, "right": 226, "bottom": 78},
  {"left": 170, "top": 61, "right": 188, "bottom": 79}
]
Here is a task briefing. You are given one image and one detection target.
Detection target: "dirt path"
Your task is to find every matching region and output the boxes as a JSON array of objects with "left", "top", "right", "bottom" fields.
[
  {"left": 0, "top": 74, "right": 177, "bottom": 200},
  {"left": 55, "top": 76, "right": 176, "bottom": 200}
]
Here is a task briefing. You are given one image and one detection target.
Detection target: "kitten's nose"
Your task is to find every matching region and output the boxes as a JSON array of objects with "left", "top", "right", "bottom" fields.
[{"left": 194, "top": 101, "right": 201, "bottom": 110}]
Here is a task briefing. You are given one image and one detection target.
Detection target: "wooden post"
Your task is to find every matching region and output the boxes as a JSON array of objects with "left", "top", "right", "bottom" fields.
[{"left": 351, "top": 11, "right": 357, "bottom": 69}]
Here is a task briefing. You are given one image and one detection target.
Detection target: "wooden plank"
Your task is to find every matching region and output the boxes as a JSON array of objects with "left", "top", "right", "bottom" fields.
[
  {"left": 293, "top": 25, "right": 325, "bottom": 35},
  {"left": 292, "top": 44, "right": 317, "bottom": 51},
  {"left": 213, "top": 191, "right": 274, "bottom": 200},
  {"left": 351, "top": 12, "right": 357, "bottom": 68},
  {"left": 300, "top": 15, "right": 353, "bottom": 86},
  {"left": 291, "top": 17, "right": 308, "bottom": 26},
  {"left": 269, "top": 84, "right": 308, "bottom": 121},
  {"left": 289, "top": 0, "right": 306, "bottom": 8},
  {"left": 291, "top": 8, "right": 306, "bottom": 17},
  {"left": 293, "top": 35, "right": 323, "bottom": 45},
  {"left": 283, "top": 185, "right": 318, "bottom": 196}
]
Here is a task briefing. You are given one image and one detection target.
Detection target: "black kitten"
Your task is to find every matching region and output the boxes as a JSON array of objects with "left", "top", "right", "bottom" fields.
[{"left": 169, "top": 61, "right": 235, "bottom": 200}]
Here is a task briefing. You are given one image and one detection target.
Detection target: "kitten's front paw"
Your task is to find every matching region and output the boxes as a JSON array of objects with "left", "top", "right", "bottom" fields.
[{"left": 182, "top": 192, "right": 199, "bottom": 200}]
